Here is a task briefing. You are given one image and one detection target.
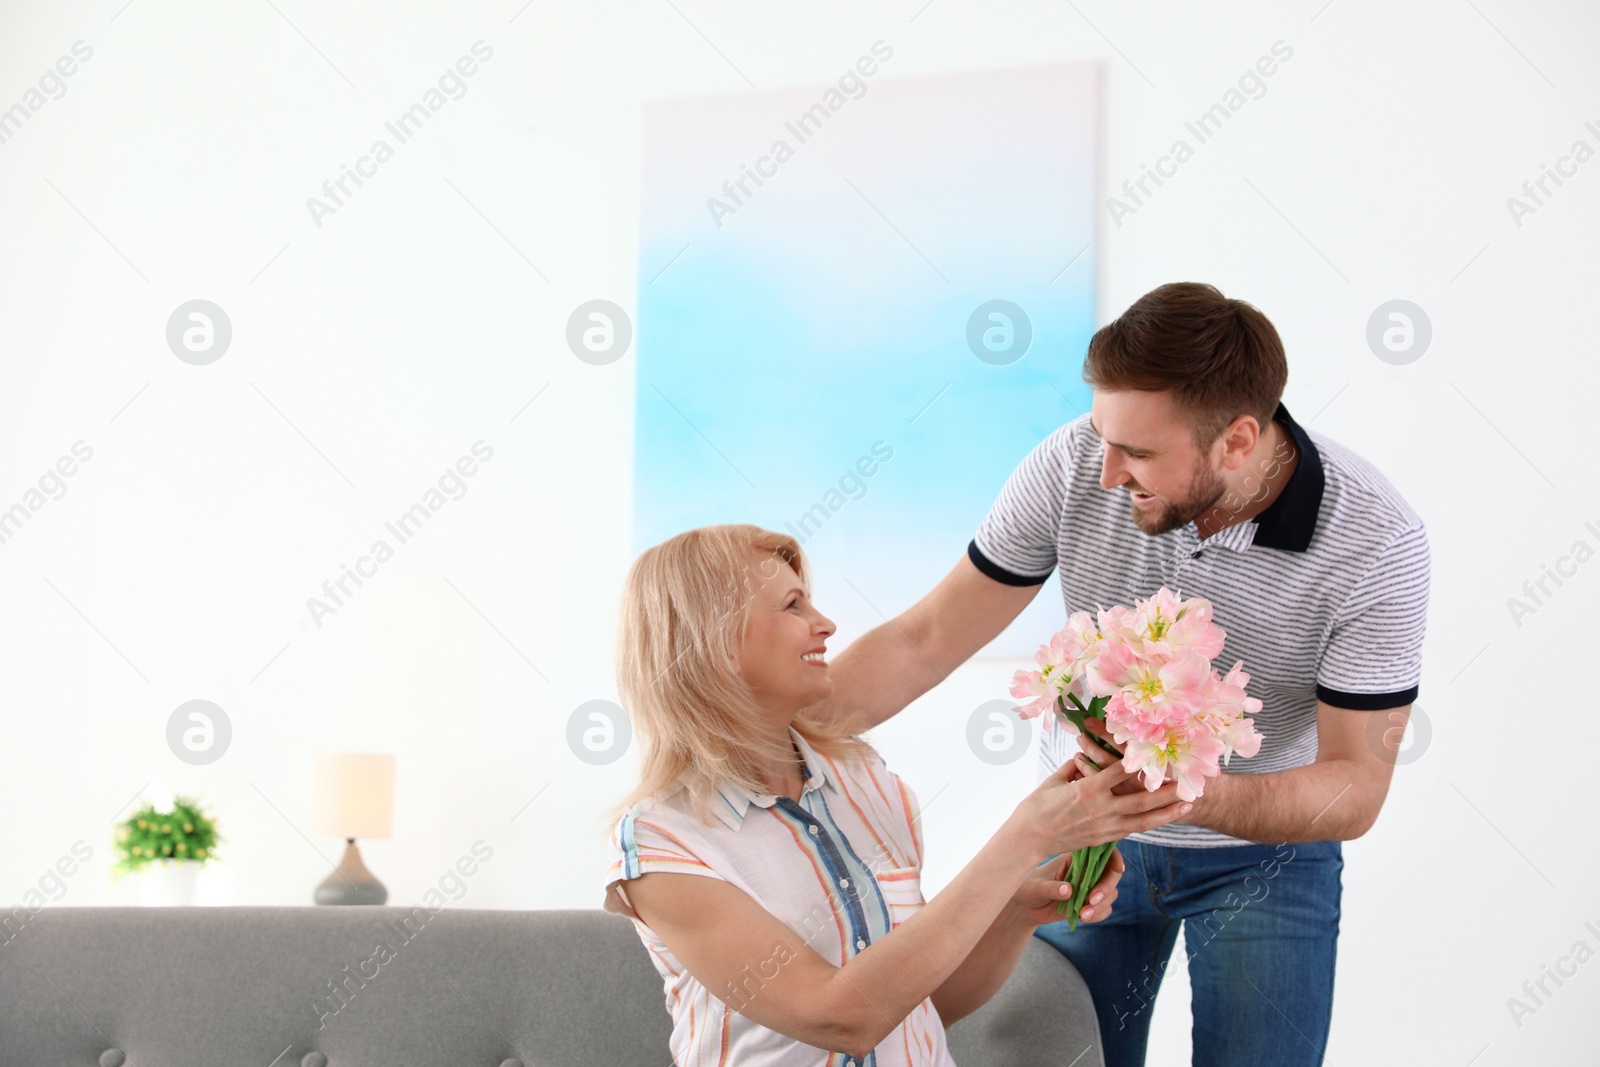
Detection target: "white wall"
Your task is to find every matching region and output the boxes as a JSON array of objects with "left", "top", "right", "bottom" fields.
[{"left": 2, "top": 1, "right": 1596, "bottom": 1063}]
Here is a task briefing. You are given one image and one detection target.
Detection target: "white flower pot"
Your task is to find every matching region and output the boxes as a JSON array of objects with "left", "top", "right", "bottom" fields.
[{"left": 138, "top": 860, "right": 201, "bottom": 906}]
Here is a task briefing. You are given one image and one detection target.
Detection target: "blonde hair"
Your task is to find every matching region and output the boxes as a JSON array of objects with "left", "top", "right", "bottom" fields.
[{"left": 610, "top": 523, "right": 873, "bottom": 826}]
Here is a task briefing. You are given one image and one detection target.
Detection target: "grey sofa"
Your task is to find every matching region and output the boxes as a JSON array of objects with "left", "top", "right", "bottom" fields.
[{"left": 0, "top": 907, "right": 1103, "bottom": 1065}]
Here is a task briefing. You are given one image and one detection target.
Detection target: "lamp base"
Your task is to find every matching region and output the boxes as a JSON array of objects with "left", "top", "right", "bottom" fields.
[{"left": 314, "top": 839, "right": 388, "bottom": 905}]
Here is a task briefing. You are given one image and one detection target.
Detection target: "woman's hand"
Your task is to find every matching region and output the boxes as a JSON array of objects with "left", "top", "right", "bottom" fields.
[
  {"left": 1077, "top": 718, "right": 1168, "bottom": 794},
  {"left": 1009, "top": 848, "right": 1126, "bottom": 927},
  {"left": 1010, "top": 745, "right": 1191, "bottom": 862}
]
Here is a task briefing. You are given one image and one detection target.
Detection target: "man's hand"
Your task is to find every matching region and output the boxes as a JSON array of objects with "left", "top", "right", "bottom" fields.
[{"left": 1009, "top": 848, "right": 1125, "bottom": 927}]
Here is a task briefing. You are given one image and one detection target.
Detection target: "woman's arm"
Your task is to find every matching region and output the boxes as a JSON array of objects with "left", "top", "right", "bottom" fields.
[
  {"left": 624, "top": 824, "right": 1037, "bottom": 1058},
  {"left": 623, "top": 758, "right": 1186, "bottom": 1060}
]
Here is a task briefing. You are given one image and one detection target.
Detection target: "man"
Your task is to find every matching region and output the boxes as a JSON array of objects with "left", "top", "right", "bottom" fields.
[{"left": 814, "top": 281, "right": 1429, "bottom": 1066}]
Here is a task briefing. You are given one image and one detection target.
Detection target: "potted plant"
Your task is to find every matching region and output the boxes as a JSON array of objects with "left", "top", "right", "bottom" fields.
[{"left": 112, "top": 796, "right": 221, "bottom": 906}]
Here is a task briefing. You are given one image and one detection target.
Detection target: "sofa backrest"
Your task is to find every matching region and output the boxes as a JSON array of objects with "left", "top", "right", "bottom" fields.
[{"left": 0, "top": 906, "right": 1101, "bottom": 1065}]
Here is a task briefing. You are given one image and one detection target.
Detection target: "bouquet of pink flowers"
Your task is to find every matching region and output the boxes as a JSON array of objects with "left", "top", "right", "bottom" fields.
[{"left": 1009, "top": 587, "right": 1264, "bottom": 927}]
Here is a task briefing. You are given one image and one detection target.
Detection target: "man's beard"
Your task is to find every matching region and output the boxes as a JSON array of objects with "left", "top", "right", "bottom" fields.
[{"left": 1129, "top": 459, "right": 1228, "bottom": 537}]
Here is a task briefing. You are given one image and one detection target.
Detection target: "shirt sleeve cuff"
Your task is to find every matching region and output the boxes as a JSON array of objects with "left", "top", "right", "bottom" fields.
[
  {"left": 967, "top": 539, "right": 1053, "bottom": 587},
  {"left": 1315, "top": 683, "right": 1418, "bottom": 711}
]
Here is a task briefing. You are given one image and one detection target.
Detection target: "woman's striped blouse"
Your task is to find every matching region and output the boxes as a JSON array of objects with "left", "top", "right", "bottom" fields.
[{"left": 604, "top": 728, "right": 956, "bottom": 1066}]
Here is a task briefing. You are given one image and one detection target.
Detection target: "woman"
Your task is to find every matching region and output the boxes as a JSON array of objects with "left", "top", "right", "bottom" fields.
[{"left": 603, "top": 524, "right": 1191, "bottom": 1064}]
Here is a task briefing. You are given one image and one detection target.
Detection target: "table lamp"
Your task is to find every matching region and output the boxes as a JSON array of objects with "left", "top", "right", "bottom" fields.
[{"left": 310, "top": 752, "right": 395, "bottom": 905}]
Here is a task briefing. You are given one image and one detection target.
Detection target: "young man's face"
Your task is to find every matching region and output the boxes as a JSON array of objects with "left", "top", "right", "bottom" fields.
[{"left": 1089, "top": 389, "right": 1230, "bottom": 537}]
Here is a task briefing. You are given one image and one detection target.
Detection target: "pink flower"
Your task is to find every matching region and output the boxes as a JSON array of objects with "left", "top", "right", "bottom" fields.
[
  {"left": 1009, "top": 611, "right": 1103, "bottom": 722},
  {"left": 1003, "top": 587, "right": 1269, "bottom": 939},
  {"left": 1086, "top": 642, "right": 1209, "bottom": 725},
  {"left": 1112, "top": 719, "right": 1227, "bottom": 802},
  {"left": 1100, "top": 587, "right": 1226, "bottom": 662},
  {"left": 1010, "top": 592, "right": 1264, "bottom": 802},
  {"left": 1194, "top": 660, "right": 1265, "bottom": 764},
  {"left": 1100, "top": 692, "right": 1164, "bottom": 744},
  {"left": 1094, "top": 602, "right": 1142, "bottom": 646},
  {"left": 1008, "top": 664, "right": 1062, "bottom": 720}
]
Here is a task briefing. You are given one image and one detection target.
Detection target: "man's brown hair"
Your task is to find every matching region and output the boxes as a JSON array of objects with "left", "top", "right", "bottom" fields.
[{"left": 1082, "top": 281, "right": 1288, "bottom": 449}]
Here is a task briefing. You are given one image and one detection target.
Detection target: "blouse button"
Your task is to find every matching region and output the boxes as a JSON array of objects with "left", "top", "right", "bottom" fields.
[
  {"left": 839, "top": 878, "right": 849, "bottom": 888},
  {"left": 856, "top": 938, "right": 866, "bottom": 950},
  {"left": 808, "top": 824, "right": 819, "bottom": 835}
]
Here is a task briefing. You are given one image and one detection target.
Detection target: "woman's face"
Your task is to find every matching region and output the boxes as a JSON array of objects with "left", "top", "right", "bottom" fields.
[{"left": 734, "top": 551, "right": 836, "bottom": 716}]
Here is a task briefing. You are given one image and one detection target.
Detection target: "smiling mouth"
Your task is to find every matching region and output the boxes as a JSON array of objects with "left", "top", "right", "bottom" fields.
[{"left": 802, "top": 651, "right": 827, "bottom": 666}]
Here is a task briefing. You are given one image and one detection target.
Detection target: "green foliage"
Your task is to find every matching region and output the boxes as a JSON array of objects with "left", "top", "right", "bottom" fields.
[
  {"left": 112, "top": 796, "right": 221, "bottom": 877},
  {"left": 1053, "top": 691, "right": 1121, "bottom": 761}
]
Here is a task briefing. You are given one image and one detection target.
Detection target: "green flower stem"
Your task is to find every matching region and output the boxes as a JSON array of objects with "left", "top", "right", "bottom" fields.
[
  {"left": 1057, "top": 842, "right": 1115, "bottom": 926},
  {"left": 1054, "top": 691, "right": 1124, "bottom": 762},
  {"left": 1050, "top": 688, "right": 1126, "bottom": 927}
]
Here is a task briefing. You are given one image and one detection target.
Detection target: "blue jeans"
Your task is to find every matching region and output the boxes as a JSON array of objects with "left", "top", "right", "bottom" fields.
[{"left": 1033, "top": 839, "right": 1342, "bottom": 1067}]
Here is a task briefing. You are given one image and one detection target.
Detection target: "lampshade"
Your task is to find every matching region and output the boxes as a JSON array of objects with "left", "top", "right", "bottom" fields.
[{"left": 310, "top": 752, "right": 395, "bottom": 840}]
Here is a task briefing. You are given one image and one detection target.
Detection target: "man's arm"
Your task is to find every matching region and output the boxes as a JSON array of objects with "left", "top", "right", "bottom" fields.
[
  {"left": 811, "top": 554, "right": 1044, "bottom": 732},
  {"left": 1082, "top": 700, "right": 1407, "bottom": 842}
]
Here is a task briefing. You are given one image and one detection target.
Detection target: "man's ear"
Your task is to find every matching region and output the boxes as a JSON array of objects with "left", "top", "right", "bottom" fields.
[{"left": 1218, "top": 413, "right": 1261, "bottom": 471}]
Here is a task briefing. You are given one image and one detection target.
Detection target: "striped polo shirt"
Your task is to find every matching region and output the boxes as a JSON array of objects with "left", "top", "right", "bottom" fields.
[
  {"left": 969, "top": 401, "right": 1430, "bottom": 847},
  {"left": 604, "top": 727, "right": 954, "bottom": 1066}
]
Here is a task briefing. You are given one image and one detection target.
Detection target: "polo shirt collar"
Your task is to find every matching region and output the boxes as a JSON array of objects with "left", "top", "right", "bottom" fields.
[
  {"left": 710, "top": 727, "right": 837, "bottom": 831},
  {"left": 1245, "top": 401, "right": 1324, "bottom": 553}
]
